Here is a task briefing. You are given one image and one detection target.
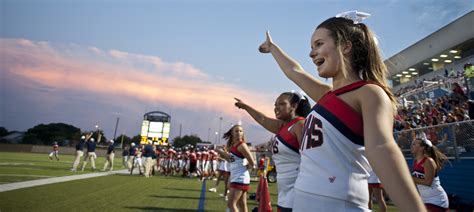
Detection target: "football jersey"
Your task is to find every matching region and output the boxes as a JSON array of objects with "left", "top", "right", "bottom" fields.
[
  {"left": 190, "top": 152, "right": 197, "bottom": 162},
  {"left": 202, "top": 151, "right": 209, "bottom": 161},
  {"left": 229, "top": 141, "right": 250, "bottom": 185},
  {"left": 294, "top": 81, "right": 372, "bottom": 206},
  {"left": 412, "top": 157, "right": 449, "bottom": 208},
  {"left": 272, "top": 117, "right": 304, "bottom": 179}
]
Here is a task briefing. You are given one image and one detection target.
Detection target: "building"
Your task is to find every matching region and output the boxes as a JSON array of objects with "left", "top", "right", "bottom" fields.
[{"left": 385, "top": 11, "right": 474, "bottom": 101}]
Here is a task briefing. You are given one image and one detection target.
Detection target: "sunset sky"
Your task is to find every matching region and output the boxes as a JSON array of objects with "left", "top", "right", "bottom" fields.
[{"left": 1, "top": 0, "right": 472, "bottom": 144}]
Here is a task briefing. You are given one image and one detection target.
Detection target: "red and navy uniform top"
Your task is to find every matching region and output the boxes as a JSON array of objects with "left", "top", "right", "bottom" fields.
[
  {"left": 275, "top": 116, "right": 305, "bottom": 153},
  {"left": 230, "top": 141, "right": 245, "bottom": 160},
  {"left": 412, "top": 157, "right": 438, "bottom": 178}
]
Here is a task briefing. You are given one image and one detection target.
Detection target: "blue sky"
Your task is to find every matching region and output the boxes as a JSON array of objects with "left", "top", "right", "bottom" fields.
[{"left": 1, "top": 0, "right": 472, "bottom": 144}]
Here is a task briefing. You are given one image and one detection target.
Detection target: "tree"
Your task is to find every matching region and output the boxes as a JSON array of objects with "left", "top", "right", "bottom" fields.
[
  {"left": 22, "top": 123, "right": 81, "bottom": 145},
  {"left": 115, "top": 134, "right": 132, "bottom": 148},
  {"left": 0, "top": 127, "right": 8, "bottom": 137},
  {"left": 172, "top": 134, "right": 203, "bottom": 148},
  {"left": 129, "top": 135, "right": 142, "bottom": 146}
]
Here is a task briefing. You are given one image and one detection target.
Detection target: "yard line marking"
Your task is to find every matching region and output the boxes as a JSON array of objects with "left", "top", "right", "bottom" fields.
[
  {"left": 0, "top": 163, "right": 35, "bottom": 166},
  {"left": 0, "top": 174, "right": 51, "bottom": 178},
  {"left": 197, "top": 179, "right": 206, "bottom": 212},
  {"left": 0, "top": 169, "right": 129, "bottom": 192}
]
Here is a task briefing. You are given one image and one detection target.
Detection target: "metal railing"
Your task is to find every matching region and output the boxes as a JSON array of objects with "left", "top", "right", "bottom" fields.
[{"left": 394, "top": 120, "right": 474, "bottom": 160}]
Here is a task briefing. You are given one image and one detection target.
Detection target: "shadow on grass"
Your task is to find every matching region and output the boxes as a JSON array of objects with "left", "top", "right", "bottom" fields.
[
  {"left": 149, "top": 195, "right": 200, "bottom": 200},
  {"left": 124, "top": 206, "right": 195, "bottom": 211}
]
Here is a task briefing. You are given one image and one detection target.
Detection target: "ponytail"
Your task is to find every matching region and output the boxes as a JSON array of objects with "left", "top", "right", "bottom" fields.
[
  {"left": 357, "top": 24, "right": 398, "bottom": 111},
  {"left": 281, "top": 92, "right": 312, "bottom": 117},
  {"left": 425, "top": 145, "right": 448, "bottom": 170},
  {"left": 419, "top": 138, "right": 448, "bottom": 170}
]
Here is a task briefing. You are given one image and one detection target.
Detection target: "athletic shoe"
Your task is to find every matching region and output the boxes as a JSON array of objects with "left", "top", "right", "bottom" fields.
[
  {"left": 219, "top": 193, "right": 224, "bottom": 197},
  {"left": 208, "top": 187, "right": 217, "bottom": 192}
]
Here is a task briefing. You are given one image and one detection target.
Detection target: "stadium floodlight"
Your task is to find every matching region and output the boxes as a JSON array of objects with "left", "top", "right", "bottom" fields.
[
  {"left": 411, "top": 72, "right": 418, "bottom": 75},
  {"left": 402, "top": 71, "right": 409, "bottom": 74},
  {"left": 440, "top": 54, "right": 448, "bottom": 58},
  {"left": 409, "top": 68, "right": 416, "bottom": 71},
  {"left": 423, "top": 63, "right": 430, "bottom": 65},
  {"left": 444, "top": 60, "right": 452, "bottom": 63},
  {"left": 431, "top": 58, "right": 439, "bottom": 62},
  {"left": 454, "top": 56, "right": 461, "bottom": 59},
  {"left": 449, "top": 50, "right": 458, "bottom": 53},
  {"left": 396, "top": 74, "right": 403, "bottom": 77},
  {"left": 405, "top": 75, "right": 411, "bottom": 78}
]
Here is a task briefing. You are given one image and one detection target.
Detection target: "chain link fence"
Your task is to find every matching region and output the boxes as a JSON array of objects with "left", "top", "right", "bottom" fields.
[{"left": 394, "top": 120, "right": 474, "bottom": 160}]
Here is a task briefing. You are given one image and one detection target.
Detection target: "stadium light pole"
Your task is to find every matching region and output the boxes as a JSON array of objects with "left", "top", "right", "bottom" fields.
[
  {"left": 218, "top": 117, "right": 222, "bottom": 145},
  {"left": 207, "top": 128, "right": 211, "bottom": 143},
  {"left": 215, "top": 131, "right": 219, "bottom": 144}
]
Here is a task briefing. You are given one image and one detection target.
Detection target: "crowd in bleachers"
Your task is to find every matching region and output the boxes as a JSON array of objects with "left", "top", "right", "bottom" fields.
[{"left": 393, "top": 76, "right": 474, "bottom": 156}]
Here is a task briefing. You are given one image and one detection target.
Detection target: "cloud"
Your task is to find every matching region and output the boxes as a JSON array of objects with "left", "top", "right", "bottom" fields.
[
  {"left": 409, "top": 1, "right": 473, "bottom": 32},
  {"left": 0, "top": 38, "right": 276, "bottom": 142}
]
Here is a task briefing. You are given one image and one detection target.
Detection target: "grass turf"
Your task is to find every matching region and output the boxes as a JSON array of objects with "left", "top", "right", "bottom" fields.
[
  {"left": 0, "top": 152, "right": 396, "bottom": 211},
  {"left": 0, "top": 152, "right": 125, "bottom": 184}
]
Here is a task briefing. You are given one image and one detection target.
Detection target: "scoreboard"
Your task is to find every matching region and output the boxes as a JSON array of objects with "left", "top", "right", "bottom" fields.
[{"left": 140, "top": 111, "right": 171, "bottom": 145}]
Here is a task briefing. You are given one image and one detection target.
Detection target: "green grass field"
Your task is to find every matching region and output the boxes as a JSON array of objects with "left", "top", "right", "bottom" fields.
[
  {"left": 0, "top": 152, "right": 125, "bottom": 184},
  {"left": 0, "top": 152, "right": 395, "bottom": 211}
]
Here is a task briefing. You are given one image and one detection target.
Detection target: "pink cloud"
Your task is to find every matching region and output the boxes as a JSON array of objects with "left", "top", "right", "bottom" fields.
[{"left": 0, "top": 38, "right": 276, "bottom": 124}]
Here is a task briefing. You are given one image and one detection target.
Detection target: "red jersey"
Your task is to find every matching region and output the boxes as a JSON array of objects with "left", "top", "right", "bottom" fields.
[
  {"left": 259, "top": 158, "right": 265, "bottom": 169},
  {"left": 201, "top": 151, "right": 209, "bottom": 161},
  {"left": 196, "top": 151, "right": 202, "bottom": 160},
  {"left": 155, "top": 149, "right": 161, "bottom": 157},
  {"left": 190, "top": 152, "right": 197, "bottom": 162},
  {"left": 167, "top": 149, "right": 175, "bottom": 159}
]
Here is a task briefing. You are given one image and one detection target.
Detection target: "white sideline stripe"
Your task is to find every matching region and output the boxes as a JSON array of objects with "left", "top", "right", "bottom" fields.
[
  {"left": 0, "top": 174, "right": 51, "bottom": 178},
  {"left": 0, "top": 169, "right": 128, "bottom": 192},
  {"left": 0, "top": 163, "right": 35, "bottom": 166}
]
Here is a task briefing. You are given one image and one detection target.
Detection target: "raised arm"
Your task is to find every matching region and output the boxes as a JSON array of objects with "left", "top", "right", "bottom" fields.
[
  {"left": 361, "top": 85, "right": 425, "bottom": 212},
  {"left": 259, "top": 31, "right": 331, "bottom": 102},
  {"left": 234, "top": 97, "right": 283, "bottom": 134}
]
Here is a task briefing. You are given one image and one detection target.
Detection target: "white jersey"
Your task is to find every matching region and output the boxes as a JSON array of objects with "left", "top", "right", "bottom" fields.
[
  {"left": 229, "top": 142, "right": 250, "bottom": 185},
  {"left": 272, "top": 117, "right": 304, "bottom": 179},
  {"left": 218, "top": 160, "right": 230, "bottom": 172},
  {"left": 412, "top": 157, "right": 449, "bottom": 208},
  {"left": 295, "top": 81, "right": 372, "bottom": 207},
  {"left": 271, "top": 117, "right": 304, "bottom": 209}
]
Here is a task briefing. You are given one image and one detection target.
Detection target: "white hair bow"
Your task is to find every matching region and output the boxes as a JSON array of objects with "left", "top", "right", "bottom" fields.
[
  {"left": 291, "top": 90, "right": 307, "bottom": 100},
  {"left": 422, "top": 139, "right": 433, "bottom": 147},
  {"left": 335, "top": 10, "right": 371, "bottom": 24}
]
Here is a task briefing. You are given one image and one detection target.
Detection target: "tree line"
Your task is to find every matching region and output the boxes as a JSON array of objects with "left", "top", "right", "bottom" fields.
[{"left": 0, "top": 123, "right": 204, "bottom": 148}]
